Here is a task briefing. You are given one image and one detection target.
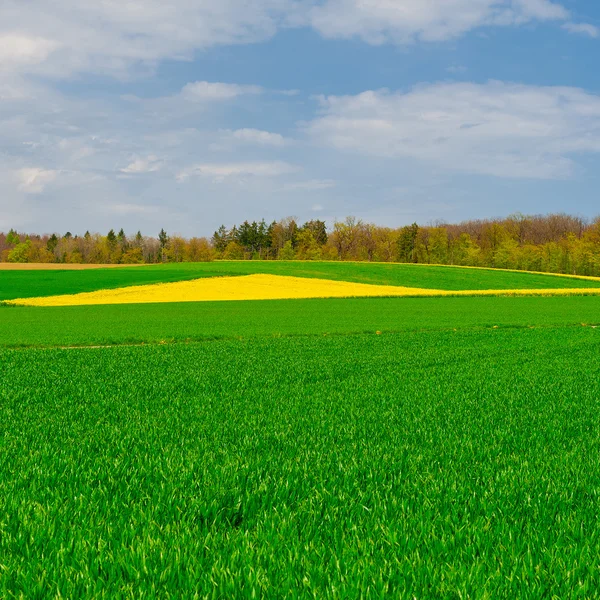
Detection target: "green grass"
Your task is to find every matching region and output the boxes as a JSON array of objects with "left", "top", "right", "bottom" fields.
[
  {"left": 1, "top": 295, "right": 600, "bottom": 348},
  {"left": 2, "top": 261, "right": 600, "bottom": 301},
  {"left": 0, "top": 264, "right": 238, "bottom": 301},
  {"left": 3, "top": 265, "right": 600, "bottom": 596},
  {"left": 2, "top": 327, "right": 600, "bottom": 597}
]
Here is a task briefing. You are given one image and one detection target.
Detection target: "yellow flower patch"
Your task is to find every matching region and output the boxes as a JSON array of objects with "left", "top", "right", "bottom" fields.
[{"left": 8, "top": 273, "right": 600, "bottom": 307}]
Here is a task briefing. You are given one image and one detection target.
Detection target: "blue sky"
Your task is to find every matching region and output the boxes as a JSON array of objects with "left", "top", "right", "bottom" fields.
[{"left": 1, "top": 0, "right": 599, "bottom": 237}]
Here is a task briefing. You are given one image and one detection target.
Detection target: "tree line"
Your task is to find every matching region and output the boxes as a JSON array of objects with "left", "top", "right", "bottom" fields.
[{"left": 2, "top": 213, "right": 600, "bottom": 276}]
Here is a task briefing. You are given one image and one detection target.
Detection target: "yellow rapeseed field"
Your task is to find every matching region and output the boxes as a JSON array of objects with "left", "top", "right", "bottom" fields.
[{"left": 8, "top": 274, "right": 600, "bottom": 307}]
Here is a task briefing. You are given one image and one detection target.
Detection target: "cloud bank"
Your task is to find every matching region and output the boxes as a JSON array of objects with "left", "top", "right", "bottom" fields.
[
  {"left": 0, "top": 0, "right": 577, "bottom": 78},
  {"left": 307, "top": 82, "right": 600, "bottom": 179}
]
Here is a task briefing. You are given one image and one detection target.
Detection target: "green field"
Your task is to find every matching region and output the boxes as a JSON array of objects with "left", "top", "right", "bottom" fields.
[
  {"left": 3, "top": 261, "right": 600, "bottom": 301},
  {"left": 3, "top": 329, "right": 600, "bottom": 597},
  {"left": 1, "top": 296, "right": 600, "bottom": 348},
  {"left": 2, "top": 263, "right": 600, "bottom": 597}
]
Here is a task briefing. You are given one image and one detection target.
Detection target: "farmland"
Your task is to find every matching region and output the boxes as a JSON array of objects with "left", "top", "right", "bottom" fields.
[
  {"left": 1, "top": 295, "right": 600, "bottom": 349},
  {"left": 3, "top": 260, "right": 600, "bottom": 301},
  {"left": 1, "top": 262, "right": 600, "bottom": 597}
]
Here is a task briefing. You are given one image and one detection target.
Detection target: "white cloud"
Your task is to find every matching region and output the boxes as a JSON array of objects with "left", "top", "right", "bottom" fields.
[
  {"left": 307, "top": 82, "right": 600, "bottom": 179},
  {"left": 0, "top": 0, "right": 574, "bottom": 79},
  {"left": 512, "top": 0, "right": 568, "bottom": 20},
  {"left": 56, "top": 138, "right": 96, "bottom": 162},
  {"left": 177, "top": 161, "right": 298, "bottom": 182},
  {"left": 229, "top": 128, "right": 288, "bottom": 146},
  {"left": 120, "top": 156, "right": 163, "bottom": 174},
  {"left": 0, "top": 34, "right": 60, "bottom": 70},
  {"left": 181, "top": 81, "right": 262, "bottom": 102},
  {"left": 308, "top": 0, "right": 569, "bottom": 44},
  {"left": 0, "top": 0, "right": 293, "bottom": 78},
  {"left": 15, "top": 167, "right": 58, "bottom": 193},
  {"left": 562, "top": 22, "right": 599, "bottom": 38}
]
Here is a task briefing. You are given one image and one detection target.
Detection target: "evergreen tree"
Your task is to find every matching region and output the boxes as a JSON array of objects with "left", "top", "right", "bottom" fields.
[
  {"left": 107, "top": 229, "right": 117, "bottom": 249},
  {"left": 117, "top": 228, "right": 128, "bottom": 250},
  {"left": 158, "top": 229, "right": 169, "bottom": 262},
  {"left": 212, "top": 225, "right": 229, "bottom": 252},
  {"left": 47, "top": 233, "right": 59, "bottom": 253},
  {"left": 158, "top": 228, "right": 169, "bottom": 249},
  {"left": 6, "top": 229, "right": 20, "bottom": 246}
]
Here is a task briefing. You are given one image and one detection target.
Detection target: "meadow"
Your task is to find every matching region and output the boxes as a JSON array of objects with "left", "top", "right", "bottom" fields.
[
  {"left": 3, "top": 260, "right": 600, "bottom": 301},
  {"left": 1, "top": 262, "right": 600, "bottom": 597},
  {"left": 1, "top": 295, "right": 600, "bottom": 348}
]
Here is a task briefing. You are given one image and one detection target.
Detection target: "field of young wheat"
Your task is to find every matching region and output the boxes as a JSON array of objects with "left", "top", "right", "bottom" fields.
[{"left": 1, "top": 262, "right": 600, "bottom": 597}]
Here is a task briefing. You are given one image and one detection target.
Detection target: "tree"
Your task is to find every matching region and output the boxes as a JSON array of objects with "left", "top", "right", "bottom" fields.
[
  {"left": 372, "top": 228, "right": 397, "bottom": 262},
  {"left": 6, "top": 229, "right": 20, "bottom": 246},
  {"left": 330, "top": 217, "right": 362, "bottom": 260},
  {"left": 295, "top": 228, "right": 322, "bottom": 260},
  {"left": 166, "top": 236, "right": 187, "bottom": 262},
  {"left": 117, "top": 228, "right": 128, "bottom": 251},
  {"left": 301, "top": 220, "right": 328, "bottom": 246},
  {"left": 7, "top": 240, "right": 32, "bottom": 263},
  {"left": 237, "top": 221, "right": 258, "bottom": 253},
  {"left": 396, "top": 223, "right": 419, "bottom": 263},
  {"left": 279, "top": 240, "right": 295, "bottom": 260},
  {"left": 47, "top": 233, "right": 59, "bottom": 254},
  {"left": 352, "top": 222, "right": 377, "bottom": 262},
  {"left": 270, "top": 217, "right": 298, "bottom": 253},
  {"left": 257, "top": 219, "right": 271, "bottom": 257},
  {"left": 121, "top": 248, "right": 144, "bottom": 264},
  {"left": 188, "top": 237, "right": 215, "bottom": 262},
  {"left": 222, "top": 241, "right": 244, "bottom": 260},
  {"left": 158, "top": 229, "right": 169, "bottom": 262},
  {"left": 107, "top": 229, "right": 117, "bottom": 248},
  {"left": 429, "top": 227, "right": 449, "bottom": 265},
  {"left": 212, "top": 225, "right": 230, "bottom": 253}
]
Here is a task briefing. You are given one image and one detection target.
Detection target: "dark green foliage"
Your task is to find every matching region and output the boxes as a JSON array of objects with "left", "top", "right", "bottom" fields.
[
  {"left": 235, "top": 220, "right": 271, "bottom": 253},
  {"left": 211, "top": 225, "right": 230, "bottom": 252},
  {"left": 2, "top": 328, "right": 600, "bottom": 597},
  {"left": 397, "top": 222, "right": 419, "bottom": 262},
  {"left": 117, "top": 229, "right": 127, "bottom": 250},
  {"left": 106, "top": 229, "right": 117, "bottom": 248},
  {"left": 301, "top": 219, "right": 328, "bottom": 246},
  {"left": 2, "top": 261, "right": 600, "bottom": 302},
  {"left": 158, "top": 229, "right": 169, "bottom": 249},
  {"left": 46, "top": 233, "right": 59, "bottom": 253}
]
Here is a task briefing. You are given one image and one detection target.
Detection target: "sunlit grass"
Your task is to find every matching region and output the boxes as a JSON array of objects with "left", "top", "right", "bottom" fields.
[
  {"left": 2, "top": 327, "right": 600, "bottom": 597},
  {"left": 2, "top": 295, "right": 600, "bottom": 349}
]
